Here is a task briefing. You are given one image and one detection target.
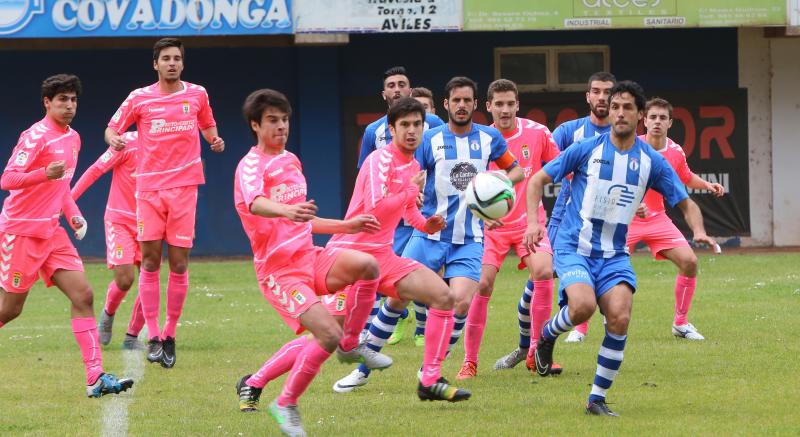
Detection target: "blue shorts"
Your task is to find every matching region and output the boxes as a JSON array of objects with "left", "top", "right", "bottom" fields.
[
  {"left": 553, "top": 250, "right": 636, "bottom": 308},
  {"left": 392, "top": 224, "right": 414, "bottom": 256},
  {"left": 401, "top": 236, "right": 483, "bottom": 282},
  {"left": 546, "top": 221, "right": 560, "bottom": 246}
]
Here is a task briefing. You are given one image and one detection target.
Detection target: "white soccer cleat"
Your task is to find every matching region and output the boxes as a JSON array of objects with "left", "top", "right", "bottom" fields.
[
  {"left": 333, "top": 368, "right": 369, "bottom": 393},
  {"left": 336, "top": 344, "right": 393, "bottom": 370},
  {"left": 564, "top": 330, "right": 586, "bottom": 343},
  {"left": 268, "top": 400, "right": 307, "bottom": 437},
  {"left": 672, "top": 323, "right": 705, "bottom": 340},
  {"left": 98, "top": 310, "right": 115, "bottom": 345}
]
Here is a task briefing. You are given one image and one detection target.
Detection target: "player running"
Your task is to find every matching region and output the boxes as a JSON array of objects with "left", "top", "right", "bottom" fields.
[
  {"left": 233, "top": 89, "right": 384, "bottom": 437},
  {"left": 525, "top": 81, "right": 712, "bottom": 416},
  {"left": 457, "top": 79, "right": 561, "bottom": 379},
  {"left": 105, "top": 38, "right": 225, "bottom": 368},
  {"left": 0, "top": 74, "right": 133, "bottom": 397},
  {"left": 72, "top": 131, "right": 145, "bottom": 350}
]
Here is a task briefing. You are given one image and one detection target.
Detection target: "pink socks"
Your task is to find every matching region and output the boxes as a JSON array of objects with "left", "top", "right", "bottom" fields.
[
  {"left": 277, "top": 340, "right": 331, "bottom": 406},
  {"left": 574, "top": 321, "right": 589, "bottom": 335},
  {"left": 247, "top": 336, "right": 310, "bottom": 388},
  {"left": 138, "top": 269, "right": 161, "bottom": 340},
  {"left": 420, "top": 307, "right": 455, "bottom": 386},
  {"left": 339, "top": 278, "right": 379, "bottom": 351},
  {"left": 162, "top": 271, "right": 189, "bottom": 339},
  {"left": 71, "top": 317, "right": 104, "bottom": 385},
  {"left": 127, "top": 294, "right": 145, "bottom": 337},
  {"left": 104, "top": 280, "right": 127, "bottom": 316},
  {"left": 530, "top": 279, "right": 554, "bottom": 348},
  {"left": 463, "top": 295, "right": 490, "bottom": 364},
  {"left": 674, "top": 275, "right": 697, "bottom": 326}
]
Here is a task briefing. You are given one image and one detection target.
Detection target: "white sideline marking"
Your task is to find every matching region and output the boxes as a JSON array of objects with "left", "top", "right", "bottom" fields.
[{"left": 100, "top": 340, "right": 145, "bottom": 436}]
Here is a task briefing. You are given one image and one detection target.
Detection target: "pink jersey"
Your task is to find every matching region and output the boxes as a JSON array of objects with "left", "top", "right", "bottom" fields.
[
  {"left": 234, "top": 147, "right": 313, "bottom": 266},
  {"left": 71, "top": 131, "right": 138, "bottom": 225},
  {"left": 328, "top": 144, "right": 426, "bottom": 252},
  {"left": 489, "top": 118, "right": 560, "bottom": 228},
  {"left": 638, "top": 136, "right": 693, "bottom": 219},
  {"left": 0, "top": 116, "right": 82, "bottom": 239},
  {"left": 107, "top": 81, "right": 216, "bottom": 192}
]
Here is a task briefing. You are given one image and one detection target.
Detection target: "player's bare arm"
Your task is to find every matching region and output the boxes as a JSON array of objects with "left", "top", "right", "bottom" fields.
[
  {"left": 311, "top": 215, "right": 381, "bottom": 234},
  {"left": 687, "top": 174, "right": 724, "bottom": 197},
  {"left": 104, "top": 127, "right": 126, "bottom": 151},
  {"left": 201, "top": 126, "right": 224, "bottom": 153},
  {"left": 676, "top": 198, "right": 717, "bottom": 248},
  {"left": 250, "top": 196, "right": 317, "bottom": 222},
  {"left": 523, "top": 169, "right": 552, "bottom": 252}
]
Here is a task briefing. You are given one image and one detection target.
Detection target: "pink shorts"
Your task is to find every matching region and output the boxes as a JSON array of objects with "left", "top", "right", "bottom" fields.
[
  {"left": 105, "top": 221, "right": 141, "bottom": 269},
  {"left": 136, "top": 186, "right": 198, "bottom": 248},
  {"left": 255, "top": 246, "right": 344, "bottom": 334},
  {"left": 627, "top": 213, "right": 689, "bottom": 260},
  {"left": 483, "top": 225, "right": 552, "bottom": 271},
  {"left": 0, "top": 228, "right": 84, "bottom": 293}
]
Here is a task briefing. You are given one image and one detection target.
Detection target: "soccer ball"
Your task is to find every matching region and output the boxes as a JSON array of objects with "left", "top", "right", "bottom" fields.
[{"left": 465, "top": 171, "right": 515, "bottom": 221}]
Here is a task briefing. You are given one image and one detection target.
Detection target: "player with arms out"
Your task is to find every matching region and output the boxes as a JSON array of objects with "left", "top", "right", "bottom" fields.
[
  {"left": 72, "top": 131, "right": 145, "bottom": 349},
  {"left": 233, "top": 89, "right": 384, "bottom": 436},
  {"left": 524, "top": 81, "right": 711, "bottom": 416},
  {"left": 105, "top": 38, "right": 225, "bottom": 368},
  {"left": 457, "top": 79, "right": 562, "bottom": 379},
  {"left": 0, "top": 74, "right": 133, "bottom": 397}
]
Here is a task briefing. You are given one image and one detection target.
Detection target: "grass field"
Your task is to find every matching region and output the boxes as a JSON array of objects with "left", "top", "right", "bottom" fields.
[{"left": 1, "top": 251, "right": 799, "bottom": 436}]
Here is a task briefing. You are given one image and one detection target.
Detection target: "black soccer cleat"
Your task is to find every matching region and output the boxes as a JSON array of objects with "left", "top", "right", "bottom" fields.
[
  {"left": 236, "top": 374, "right": 263, "bottom": 412},
  {"left": 161, "top": 337, "right": 176, "bottom": 368},
  {"left": 417, "top": 377, "right": 471, "bottom": 402},
  {"left": 586, "top": 399, "right": 619, "bottom": 417},
  {"left": 534, "top": 334, "right": 556, "bottom": 377},
  {"left": 146, "top": 338, "right": 164, "bottom": 364}
]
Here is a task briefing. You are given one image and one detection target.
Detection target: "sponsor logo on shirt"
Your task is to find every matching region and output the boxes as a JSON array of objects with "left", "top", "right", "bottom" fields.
[
  {"left": 561, "top": 268, "right": 590, "bottom": 281},
  {"left": 175, "top": 234, "right": 192, "bottom": 241},
  {"left": 148, "top": 107, "right": 165, "bottom": 113},
  {"left": 449, "top": 162, "right": 478, "bottom": 191},
  {"left": 607, "top": 184, "right": 636, "bottom": 208},
  {"left": 14, "top": 151, "right": 28, "bottom": 166},
  {"left": 592, "top": 158, "right": 610, "bottom": 165},
  {"left": 269, "top": 183, "right": 307, "bottom": 203},
  {"left": 149, "top": 119, "right": 196, "bottom": 134},
  {"left": 268, "top": 168, "right": 284, "bottom": 178},
  {"left": 436, "top": 144, "right": 454, "bottom": 150}
]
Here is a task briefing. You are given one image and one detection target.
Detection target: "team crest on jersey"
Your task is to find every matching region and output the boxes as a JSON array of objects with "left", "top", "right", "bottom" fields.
[
  {"left": 469, "top": 140, "right": 480, "bottom": 151},
  {"left": 137, "top": 221, "right": 144, "bottom": 237},
  {"left": 12, "top": 272, "right": 22, "bottom": 289},
  {"left": 290, "top": 289, "right": 306, "bottom": 305},
  {"left": 629, "top": 157, "right": 640, "bottom": 171},
  {"left": 450, "top": 162, "right": 478, "bottom": 191},
  {"left": 14, "top": 151, "right": 28, "bottom": 166},
  {"left": 115, "top": 245, "right": 123, "bottom": 259},
  {"left": 181, "top": 101, "right": 190, "bottom": 114},
  {"left": 521, "top": 144, "right": 530, "bottom": 160},
  {"left": 335, "top": 292, "right": 347, "bottom": 312}
]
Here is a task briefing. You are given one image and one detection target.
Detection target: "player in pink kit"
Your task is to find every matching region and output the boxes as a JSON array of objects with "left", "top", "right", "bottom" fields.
[
  {"left": 457, "top": 79, "right": 562, "bottom": 379},
  {"left": 105, "top": 38, "right": 224, "bottom": 368},
  {"left": 232, "top": 89, "right": 383, "bottom": 437},
  {"left": 72, "top": 131, "right": 145, "bottom": 350},
  {"left": 0, "top": 74, "right": 133, "bottom": 397}
]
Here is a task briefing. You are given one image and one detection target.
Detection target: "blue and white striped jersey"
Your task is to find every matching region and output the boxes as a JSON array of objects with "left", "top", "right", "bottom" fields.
[
  {"left": 357, "top": 113, "right": 444, "bottom": 168},
  {"left": 414, "top": 123, "right": 510, "bottom": 244},
  {"left": 543, "top": 133, "right": 688, "bottom": 258},
  {"left": 549, "top": 116, "right": 611, "bottom": 227}
]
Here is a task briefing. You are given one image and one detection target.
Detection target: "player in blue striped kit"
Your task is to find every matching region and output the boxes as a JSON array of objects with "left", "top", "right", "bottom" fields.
[{"left": 523, "top": 81, "right": 710, "bottom": 416}]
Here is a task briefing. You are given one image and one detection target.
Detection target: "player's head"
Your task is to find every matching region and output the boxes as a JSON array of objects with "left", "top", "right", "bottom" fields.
[
  {"left": 609, "top": 80, "right": 646, "bottom": 139},
  {"left": 243, "top": 89, "right": 292, "bottom": 147},
  {"left": 411, "top": 87, "right": 435, "bottom": 115},
  {"left": 153, "top": 38, "right": 184, "bottom": 82},
  {"left": 388, "top": 97, "right": 426, "bottom": 153},
  {"left": 644, "top": 97, "right": 673, "bottom": 138},
  {"left": 586, "top": 71, "right": 616, "bottom": 120},
  {"left": 444, "top": 76, "right": 478, "bottom": 127},
  {"left": 41, "top": 74, "right": 81, "bottom": 126},
  {"left": 382, "top": 66, "right": 411, "bottom": 108},
  {"left": 486, "top": 79, "right": 519, "bottom": 132}
]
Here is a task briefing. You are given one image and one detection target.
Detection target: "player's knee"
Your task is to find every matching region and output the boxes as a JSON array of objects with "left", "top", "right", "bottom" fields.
[
  {"left": 72, "top": 286, "right": 94, "bottom": 310},
  {"left": 0, "top": 302, "right": 24, "bottom": 322},
  {"left": 141, "top": 256, "right": 161, "bottom": 272},
  {"left": 532, "top": 265, "right": 553, "bottom": 281},
  {"left": 607, "top": 312, "right": 631, "bottom": 333},
  {"left": 315, "top": 323, "right": 342, "bottom": 351},
  {"left": 678, "top": 253, "right": 698, "bottom": 276},
  {"left": 169, "top": 260, "right": 188, "bottom": 274},
  {"left": 359, "top": 255, "right": 380, "bottom": 280},
  {"left": 570, "top": 300, "right": 596, "bottom": 322},
  {"left": 429, "top": 286, "right": 454, "bottom": 310},
  {"left": 115, "top": 273, "right": 134, "bottom": 291},
  {"left": 477, "top": 279, "right": 493, "bottom": 297},
  {"left": 454, "top": 297, "right": 471, "bottom": 315}
]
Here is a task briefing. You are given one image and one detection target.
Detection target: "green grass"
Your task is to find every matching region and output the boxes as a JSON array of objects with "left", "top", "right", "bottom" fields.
[{"left": 1, "top": 252, "right": 799, "bottom": 436}]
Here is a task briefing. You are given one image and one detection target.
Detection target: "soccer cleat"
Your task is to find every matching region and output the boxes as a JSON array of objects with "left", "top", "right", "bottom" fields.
[
  {"left": 672, "top": 323, "right": 705, "bottom": 340},
  {"left": 493, "top": 347, "right": 528, "bottom": 370},
  {"left": 456, "top": 361, "right": 478, "bottom": 380},
  {"left": 526, "top": 354, "right": 563, "bottom": 376},
  {"left": 564, "top": 330, "right": 586, "bottom": 343},
  {"left": 269, "top": 400, "right": 307, "bottom": 437},
  {"left": 236, "top": 374, "right": 263, "bottom": 412},
  {"left": 417, "top": 377, "right": 471, "bottom": 402},
  {"left": 122, "top": 334, "right": 146, "bottom": 350},
  {"left": 414, "top": 334, "right": 425, "bottom": 347},
  {"left": 586, "top": 399, "right": 619, "bottom": 417},
  {"left": 534, "top": 335, "right": 556, "bottom": 377},
  {"left": 387, "top": 312, "right": 414, "bottom": 345},
  {"left": 146, "top": 338, "right": 164, "bottom": 364},
  {"left": 160, "top": 337, "right": 176, "bottom": 368},
  {"left": 336, "top": 344, "right": 393, "bottom": 370},
  {"left": 333, "top": 368, "right": 370, "bottom": 393},
  {"left": 98, "top": 310, "right": 115, "bottom": 345},
  {"left": 86, "top": 373, "right": 134, "bottom": 398}
]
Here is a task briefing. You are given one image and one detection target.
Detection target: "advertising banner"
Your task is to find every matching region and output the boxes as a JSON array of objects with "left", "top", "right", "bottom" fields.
[
  {"left": 464, "top": 0, "right": 787, "bottom": 31},
  {"left": 0, "top": 0, "right": 292, "bottom": 37},
  {"left": 293, "top": 0, "right": 462, "bottom": 33}
]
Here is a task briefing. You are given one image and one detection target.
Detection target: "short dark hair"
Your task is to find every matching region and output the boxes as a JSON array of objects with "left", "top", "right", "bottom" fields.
[
  {"left": 645, "top": 97, "right": 673, "bottom": 119},
  {"left": 444, "top": 76, "right": 478, "bottom": 100},
  {"left": 383, "top": 66, "right": 408, "bottom": 86},
  {"left": 387, "top": 97, "right": 426, "bottom": 127},
  {"left": 609, "top": 80, "right": 647, "bottom": 111},
  {"left": 242, "top": 89, "right": 293, "bottom": 139},
  {"left": 587, "top": 71, "right": 616, "bottom": 89},
  {"left": 487, "top": 79, "right": 518, "bottom": 101},
  {"left": 411, "top": 87, "right": 433, "bottom": 100},
  {"left": 41, "top": 74, "right": 82, "bottom": 102},
  {"left": 153, "top": 38, "right": 184, "bottom": 61}
]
